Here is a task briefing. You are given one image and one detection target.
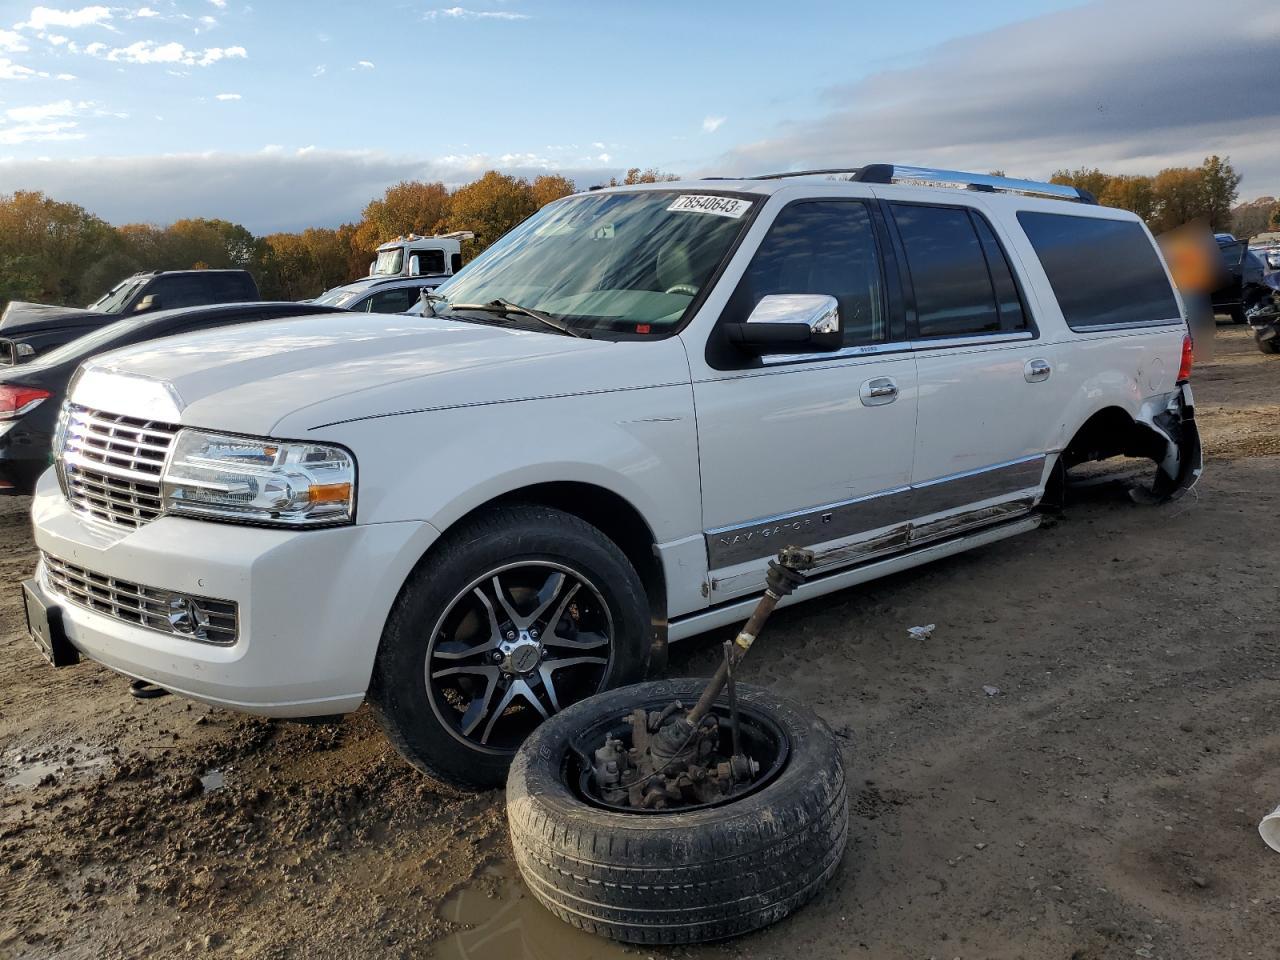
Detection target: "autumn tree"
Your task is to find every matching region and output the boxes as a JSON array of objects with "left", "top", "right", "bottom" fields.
[
  {"left": 447, "top": 170, "right": 537, "bottom": 251},
  {"left": 530, "top": 174, "right": 576, "bottom": 208},
  {"left": 354, "top": 180, "right": 452, "bottom": 255},
  {"left": 0, "top": 190, "right": 119, "bottom": 306},
  {"left": 1050, "top": 167, "right": 1113, "bottom": 201},
  {"left": 1231, "top": 196, "right": 1279, "bottom": 238},
  {"left": 1199, "top": 155, "right": 1241, "bottom": 232},
  {"left": 1099, "top": 175, "right": 1157, "bottom": 223},
  {"left": 606, "top": 167, "right": 681, "bottom": 187}
]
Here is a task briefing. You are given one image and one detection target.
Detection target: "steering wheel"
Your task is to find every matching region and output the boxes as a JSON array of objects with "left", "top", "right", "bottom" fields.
[{"left": 665, "top": 284, "right": 698, "bottom": 297}]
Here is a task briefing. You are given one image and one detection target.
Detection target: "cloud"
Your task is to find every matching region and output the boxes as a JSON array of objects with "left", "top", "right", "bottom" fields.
[
  {"left": 0, "top": 57, "right": 36, "bottom": 80},
  {"left": 214, "top": 92, "right": 240, "bottom": 100},
  {"left": 702, "top": 115, "right": 726, "bottom": 134},
  {"left": 356, "top": 59, "right": 374, "bottom": 69},
  {"left": 56, "top": 72, "right": 75, "bottom": 80},
  {"left": 0, "top": 29, "right": 30, "bottom": 52},
  {"left": 132, "top": 7, "right": 159, "bottom": 17},
  {"left": 101, "top": 41, "right": 247, "bottom": 66},
  {"left": 312, "top": 64, "right": 326, "bottom": 77},
  {"left": 710, "top": 0, "right": 1280, "bottom": 197},
  {"left": 208, "top": 0, "right": 226, "bottom": 7},
  {"left": 0, "top": 150, "right": 622, "bottom": 232},
  {"left": 423, "top": 7, "right": 531, "bottom": 21},
  {"left": 0, "top": 99, "right": 83, "bottom": 144},
  {"left": 5, "top": 99, "right": 74, "bottom": 122},
  {"left": 18, "top": 5, "right": 112, "bottom": 30}
]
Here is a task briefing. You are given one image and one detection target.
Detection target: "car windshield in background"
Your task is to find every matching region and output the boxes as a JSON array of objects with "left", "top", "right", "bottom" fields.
[
  {"left": 372, "top": 249, "right": 404, "bottom": 276},
  {"left": 311, "top": 288, "right": 366, "bottom": 308},
  {"left": 433, "top": 190, "right": 757, "bottom": 336},
  {"left": 87, "top": 278, "right": 146, "bottom": 314}
]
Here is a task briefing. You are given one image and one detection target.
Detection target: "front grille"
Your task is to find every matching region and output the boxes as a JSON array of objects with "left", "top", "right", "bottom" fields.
[
  {"left": 43, "top": 552, "right": 239, "bottom": 645},
  {"left": 59, "top": 405, "right": 180, "bottom": 529}
]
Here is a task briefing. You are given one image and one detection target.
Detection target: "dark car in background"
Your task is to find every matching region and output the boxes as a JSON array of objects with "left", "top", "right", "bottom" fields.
[
  {"left": 0, "top": 300, "right": 343, "bottom": 495},
  {"left": 1212, "top": 235, "right": 1266, "bottom": 324},
  {"left": 0, "top": 269, "right": 260, "bottom": 362},
  {"left": 1247, "top": 272, "right": 1280, "bottom": 354}
]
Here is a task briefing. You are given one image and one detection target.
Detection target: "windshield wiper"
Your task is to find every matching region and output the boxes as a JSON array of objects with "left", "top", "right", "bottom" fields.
[{"left": 448, "top": 298, "right": 587, "bottom": 339}]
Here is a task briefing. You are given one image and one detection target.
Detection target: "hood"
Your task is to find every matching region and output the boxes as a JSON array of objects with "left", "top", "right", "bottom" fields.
[
  {"left": 74, "top": 312, "right": 691, "bottom": 437},
  {"left": 0, "top": 300, "right": 104, "bottom": 334}
]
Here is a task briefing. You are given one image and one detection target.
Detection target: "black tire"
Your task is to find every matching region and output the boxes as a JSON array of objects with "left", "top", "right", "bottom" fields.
[
  {"left": 506, "top": 679, "right": 848, "bottom": 944},
  {"left": 1257, "top": 334, "right": 1280, "bottom": 354},
  {"left": 368, "top": 504, "right": 650, "bottom": 790},
  {"left": 1230, "top": 305, "right": 1247, "bottom": 325}
]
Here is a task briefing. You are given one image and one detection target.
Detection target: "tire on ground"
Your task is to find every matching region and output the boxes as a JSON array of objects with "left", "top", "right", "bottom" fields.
[
  {"left": 506, "top": 679, "right": 849, "bottom": 944},
  {"left": 368, "top": 504, "right": 650, "bottom": 791},
  {"left": 1257, "top": 334, "right": 1280, "bottom": 354}
]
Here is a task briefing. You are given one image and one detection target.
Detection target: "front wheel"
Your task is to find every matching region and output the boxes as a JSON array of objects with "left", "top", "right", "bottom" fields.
[{"left": 369, "top": 505, "right": 651, "bottom": 790}]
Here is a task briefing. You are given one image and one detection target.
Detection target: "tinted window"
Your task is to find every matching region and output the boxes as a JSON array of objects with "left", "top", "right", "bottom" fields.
[
  {"left": 1018, "top": 212, "right": 1180, "bottom": 329},
  {"left": 411, "top": 249, "right": 446, "bottom": 275},
  {"left": 891, "top": 204, "right": 1002, "bottom": 338},
  {"left": 972, "top": 215, "right": 1028, "bottom": 331},
  {"left": 208, "top": 273, "right": 255, "bottom": 301},
  {"left": 729, "top": 200, "right": 885, "bottom": 346},
  {"left": 146, "top": 275, "right": 208, "bottom": 310},
  {"left": 366, "top": 287, "right": 418, "bottom": 313}
]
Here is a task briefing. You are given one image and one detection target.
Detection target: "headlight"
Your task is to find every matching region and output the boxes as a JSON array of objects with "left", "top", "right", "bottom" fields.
[{"left": 162, "top": 429, "right": 356, "bottom": 527}]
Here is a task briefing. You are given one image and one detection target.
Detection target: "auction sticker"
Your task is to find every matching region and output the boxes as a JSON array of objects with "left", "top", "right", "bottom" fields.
[{"left": 667, "top": 195, "right": 752, "bottom": 219}]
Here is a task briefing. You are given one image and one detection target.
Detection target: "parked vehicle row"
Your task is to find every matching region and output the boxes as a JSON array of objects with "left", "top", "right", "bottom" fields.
[
  {"left": 0, "top": 269, "right": 260, "bottom": 362},
  {"left": 21, "top": 164, "right": 1202, "bottom": 791},
  {"left": 1212, "top": 234, "right": 1268, "bottom": 324}
]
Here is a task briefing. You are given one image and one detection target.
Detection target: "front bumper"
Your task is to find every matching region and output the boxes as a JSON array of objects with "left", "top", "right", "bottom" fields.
[{"left": 29, "top": 469, "right": 439, "bottom": 717}]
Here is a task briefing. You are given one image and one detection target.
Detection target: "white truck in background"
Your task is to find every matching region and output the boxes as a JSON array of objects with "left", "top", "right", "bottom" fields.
[{"left": 310, "top": 231, "right": 475, "bottom": 313}]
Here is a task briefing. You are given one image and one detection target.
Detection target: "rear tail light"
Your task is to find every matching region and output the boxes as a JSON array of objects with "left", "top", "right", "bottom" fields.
[
  {"left": 0, "top": 385, "right": 51, "bottom": 420},
  {"left": 1176, "top": 334, "right": 1194, "bottom": 383}
]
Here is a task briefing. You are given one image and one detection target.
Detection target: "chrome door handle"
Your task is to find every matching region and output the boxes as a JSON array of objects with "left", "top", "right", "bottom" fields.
[
  {"left": 1024, "top": 358, "right": 1051, "bottom": 383},
  {"left": 860, "top": 377, "right": 898, "bottom": 406}
]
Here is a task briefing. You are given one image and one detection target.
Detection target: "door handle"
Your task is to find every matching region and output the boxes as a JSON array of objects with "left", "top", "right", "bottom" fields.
[
  {"left": 860, "top": 377, "right": 898, "bottom": 406},
  {"left": 1024, "top": 358, "right": 1051, "bottom": 383}
]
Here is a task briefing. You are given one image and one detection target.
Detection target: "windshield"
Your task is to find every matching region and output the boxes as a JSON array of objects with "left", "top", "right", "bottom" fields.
[
  {"left": 311, "top": 287, "right": 366, "bottom": 308},
  {"left": 372, "top": 248, "right": 404, "bottom": 276},
  {"left": 432, "top": 190, "right": 756, "bottom": 336},
  {"left": 87, "top": 277, "right": 145, "bottom": 314}
]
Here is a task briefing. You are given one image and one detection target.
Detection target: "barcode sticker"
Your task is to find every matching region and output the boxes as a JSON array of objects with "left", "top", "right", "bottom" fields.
[{"left": 666, "top": 195, "right": 752, "bottom": 219}]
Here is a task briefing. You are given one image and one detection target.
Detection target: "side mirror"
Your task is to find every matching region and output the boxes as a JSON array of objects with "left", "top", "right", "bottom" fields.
[
  {"left": 135, "top": 294, "right": 161, "bottom": 312},
  {"left": 725, "top": 294, "right": 841, "bottom": 354},
  {"left": 408, "top": 254, "right": 421, "bottom": 277},
  {"left": 14, "top": 342, "right": 36, "bottom": 361}
]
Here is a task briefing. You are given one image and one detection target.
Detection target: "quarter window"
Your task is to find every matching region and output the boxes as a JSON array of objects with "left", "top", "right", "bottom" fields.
[
  {"left": 890, "top": 204, "right": 1025, "bottom": 338},
  {"left": 1017, "top": 212, "right": 1179, "bottom": 330},
  {"left": 727, "top": 200, "right": 886, "bottom": 346},
  {"left": 366, "top": 287, "right": 418, "bottom": 313}
]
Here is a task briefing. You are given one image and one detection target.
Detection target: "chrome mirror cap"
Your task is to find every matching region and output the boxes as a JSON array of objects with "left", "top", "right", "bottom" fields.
[
  {"left": 15, "top": 342, "right": 36, "bottom": 360},
  {"left": 746, "top": 294, "right": 840, "bottom": 335}
]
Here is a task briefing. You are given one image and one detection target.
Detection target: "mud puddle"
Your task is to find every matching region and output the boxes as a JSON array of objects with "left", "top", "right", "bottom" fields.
[
  {"left": 1, "top": 744, "right": 111, "bottom": 788},
  {"left": 434, "top": 863, "right": 639, "bottom": 960}
]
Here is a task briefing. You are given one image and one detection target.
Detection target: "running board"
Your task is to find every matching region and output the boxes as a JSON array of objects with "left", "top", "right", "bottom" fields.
[{"left": 668, "top": 513, "right": 1043, "bottom": 643}]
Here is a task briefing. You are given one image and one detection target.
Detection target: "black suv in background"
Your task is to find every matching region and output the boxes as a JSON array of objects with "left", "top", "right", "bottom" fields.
[
  {"left": 0, "top": 269, "right": 260, "bottom": 362},
  {"left": 1212, "top": 235, "right": 1266, "bottom": 324}
]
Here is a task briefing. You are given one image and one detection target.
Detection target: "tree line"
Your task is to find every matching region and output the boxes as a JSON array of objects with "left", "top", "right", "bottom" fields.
[
  {"left": 0, "top": 167, "right": 676, "bottom": 311},
  {"left": 1, "top": 156, "right": 1268, "bottom": 314},
  {"left": 1048, "top": 155, "right": 1262, "bottom": 236}
]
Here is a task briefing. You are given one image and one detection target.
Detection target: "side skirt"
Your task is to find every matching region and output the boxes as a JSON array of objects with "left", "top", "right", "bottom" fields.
[{"left": 668, "top": 513, "right": 1042, "bottom": 643}]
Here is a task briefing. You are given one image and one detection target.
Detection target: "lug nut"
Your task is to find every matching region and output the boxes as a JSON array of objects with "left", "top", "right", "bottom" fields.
[
  {"left": 529, "top": 628, "right": 540, "bottom": 639},
  {"left": 506, "top": 631, "right": 516, "bottom": 640}
]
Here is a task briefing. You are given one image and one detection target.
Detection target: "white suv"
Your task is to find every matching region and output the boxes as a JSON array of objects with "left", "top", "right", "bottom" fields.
[{"left": 24, "top": 165, "right": 1201, "bottom": 789}]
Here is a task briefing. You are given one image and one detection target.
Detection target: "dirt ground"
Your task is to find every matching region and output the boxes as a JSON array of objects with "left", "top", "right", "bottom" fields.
[{"left": 2, "top": 326, "right": 1278, "bottom": 960}]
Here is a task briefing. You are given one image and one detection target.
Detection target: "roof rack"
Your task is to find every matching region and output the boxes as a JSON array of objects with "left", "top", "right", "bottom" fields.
[{"left": 750, "top": 163, "right": 1097, "bottom": 204}]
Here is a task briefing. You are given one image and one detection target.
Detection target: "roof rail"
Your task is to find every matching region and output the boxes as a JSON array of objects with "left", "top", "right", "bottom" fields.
[{"left": 750, "top": 163, "right": 1096, "bottom": 204}]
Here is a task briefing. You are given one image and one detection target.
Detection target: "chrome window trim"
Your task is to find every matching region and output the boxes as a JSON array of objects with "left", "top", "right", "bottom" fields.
[{"left": 1067, "top": 318, "right": 1183, "bottom": 333}]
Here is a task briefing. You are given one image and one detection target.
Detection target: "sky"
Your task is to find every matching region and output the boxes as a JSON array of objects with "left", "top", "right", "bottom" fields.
[{"left": 0, "top": 0, "right": 1276, "bottom": 233}]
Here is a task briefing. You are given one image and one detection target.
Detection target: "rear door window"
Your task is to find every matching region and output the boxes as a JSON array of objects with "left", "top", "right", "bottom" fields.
[
  {"left": 1017, "top": 212, "right": 1180, "bottom": 330},
  {"left": 366, "top": 287, "right": 418, "bottom": 313},
  {"left": 726, "top": 199, "right": 887, "bottom": 347},
  {"left": 146, "top": 275, "right": 207, "bottom": 309},
  {"left": 889, "top": 204, "right": 1025, "bottom": 338}
]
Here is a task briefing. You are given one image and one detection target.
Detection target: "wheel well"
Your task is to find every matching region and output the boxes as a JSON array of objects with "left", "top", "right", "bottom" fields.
[
  {"left": 1060, "top": 406, "right": 1166, "bottom": 469},
  {"left": 447, "top": 482, "right": 668, "bottom": 664}
]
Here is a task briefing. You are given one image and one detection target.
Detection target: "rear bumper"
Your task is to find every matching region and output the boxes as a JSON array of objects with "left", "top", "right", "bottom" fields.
[
  {"left": 1130, "top": 383, "right": 1202, "bottom": 504},
  {"left": 29, "top": 469, "right": 440, "bottom": 717}
]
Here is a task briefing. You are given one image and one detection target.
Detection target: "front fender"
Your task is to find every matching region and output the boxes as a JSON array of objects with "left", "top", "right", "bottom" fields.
[{"left": 319, "top": 383, "right": 703, "bottom": 545}]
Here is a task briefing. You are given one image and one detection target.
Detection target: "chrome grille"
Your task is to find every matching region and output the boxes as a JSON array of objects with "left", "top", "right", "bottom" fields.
[
  {"left": 59, "top": 405, "right": 179, "bottom": 529},
  {"left": 42, "top": 552, "right": 238, "bottom": 645}
]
